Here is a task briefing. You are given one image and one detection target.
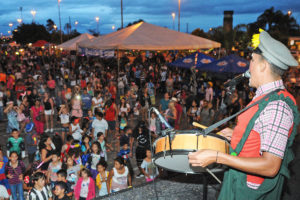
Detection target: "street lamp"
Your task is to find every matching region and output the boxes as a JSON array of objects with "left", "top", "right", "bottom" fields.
[
  {"left": 17, "top": 18, "right": 22, "bottom": 24},
  {"left": 9, "top": 23, "right": 13, "bottom": 33},
  {"left": 95, "top": 16, "right": 99, "bottom": 34},
  {"left": 74, "top": 20, "right": 78, "bottom": 29},
  {"left": 178, "top": 0, "right": 181, "bottom": 32},
  {"left": 112, "top": 25, "right": 115, "bottom": 31},
  {"left": 57, "top": 0, "right": 62, "bottom": 44},
  {"left": 288, "top": 10, "right": 292, "bottom": 16},
  {"left": 171, "top": 12, "right": 175, "bottom": 30},
  {"left": 53, "top": 25, "right": 57, "bottom": 30},
  {"left": 30, "top": 10, "right": 36, "bottom": 23}
]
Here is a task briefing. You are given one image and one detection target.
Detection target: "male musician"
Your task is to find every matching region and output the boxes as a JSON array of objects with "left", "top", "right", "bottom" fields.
[{"left": 188, "top": 30, "right": 299, "bottom": 200}]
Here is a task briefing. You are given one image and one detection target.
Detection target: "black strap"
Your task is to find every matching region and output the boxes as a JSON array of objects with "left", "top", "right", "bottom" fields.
[{"left": 198, "top": 89, "right": 281, "bottom": 136}]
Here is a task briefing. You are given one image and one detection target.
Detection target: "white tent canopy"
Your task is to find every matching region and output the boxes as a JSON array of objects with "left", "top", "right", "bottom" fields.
[
  {"left": 58, "top": 33, "right": 94, "bottom": 51},
  {"left": 77, "top": 22, "right": 221, "bottom": 50}
]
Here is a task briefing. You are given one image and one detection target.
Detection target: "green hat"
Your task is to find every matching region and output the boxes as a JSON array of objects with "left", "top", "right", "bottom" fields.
[{"left": 253, "top": 30, "right": 298, "bottom": 70}]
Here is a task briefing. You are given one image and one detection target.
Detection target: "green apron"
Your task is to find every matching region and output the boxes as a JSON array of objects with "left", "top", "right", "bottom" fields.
[{"left": 218, "top": 93, "right": 300, "bottom": 200}]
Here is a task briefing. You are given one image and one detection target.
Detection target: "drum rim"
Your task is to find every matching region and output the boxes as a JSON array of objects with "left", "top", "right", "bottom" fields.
[
  {"left": 154, "top": 132, "right": 230, "bottom": 144},
  {"left": 153, "top": 150, "right": 226, "bottom": 174}
]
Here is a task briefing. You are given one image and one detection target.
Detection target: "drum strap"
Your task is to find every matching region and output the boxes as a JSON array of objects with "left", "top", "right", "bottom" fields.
[{"left": 199, "top": 89, "right": 281, "bottom": 136}]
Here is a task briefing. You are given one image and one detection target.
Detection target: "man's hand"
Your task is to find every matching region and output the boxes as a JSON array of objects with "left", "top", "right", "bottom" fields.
[
  {"left": 188, "top": 149, "right": 217, "bottom": 167},
  {"left": 220, "top": 127, "right": 233, "bottom": 141}
]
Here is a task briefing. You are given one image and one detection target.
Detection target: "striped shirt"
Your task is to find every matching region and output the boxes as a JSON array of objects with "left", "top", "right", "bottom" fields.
[
  {"left": 28, "top": 186, "right": 52, "bottom": 200},
  {"left": 248, "top": 80, "right": 294, "bottom": 189},
  {"left": 5, "top": 160, "right": 25, "bottom": 185}
]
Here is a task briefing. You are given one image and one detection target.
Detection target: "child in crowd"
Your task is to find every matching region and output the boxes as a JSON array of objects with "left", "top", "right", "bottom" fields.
[
  {"left": 61, "top": 135, "right": 74, "bottom": 162},
  {"left": 54, "top": 181, "right": 70, "bottom": 200},
  {"left": 107, "top": 156, "right": 131, "bottom": 194},
  {"left": 96, "top": 160, "right": 110, "bottom": 197},
  {"left": 25, "top": 122, "right": 38, "bottom": 163},
  {"left": 69, "top": 117, "right": 83, "bottom": 141},
  {"left": 69, "top": 141, "right": 82, "bottom": 166},
  {"left": 47, "top": 151, "right": 62, "bottom": 189},
  {"left": 81, "top": 135, "right": 91, "bottom": 167},
  {"left": 97, "top": 132, "right": 113, "bottom": 162},
  {"left": 28, "top": 172, "right": 52, "bottom": 200},
  {"left": 59, "top": 104, "right": 70, "bottom": 143},
  {"left": 65, "top": 156, "right": 81, "bottom": 190},
  {"left": 119, "top": 127, "right": 134, "bottom": 157},
  {"left": 141, "top": 149, "right": 158, "bottom": 182},
  {"left": 5, "top": 151, "right": 26, "bottom": 200},
  {"left": 119, "top": 111, "right": 127, "bottom": 130},
  {"left": 6, "top": 129, "right": 25, "bottom": 159},
  {"left": 57, "top": 169, "right": 73, "bottom": 198},
  {"left": 74, "top": 168, "right": 95, "bottom": 200},
  {"left": 118, "top": 143, "right": 134, "bottom": 179},
  {"left": 88, "top": 141, "right": 104, "bottom": 179}
]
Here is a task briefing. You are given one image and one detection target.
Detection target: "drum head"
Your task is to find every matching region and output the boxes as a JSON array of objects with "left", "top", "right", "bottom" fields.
[{"left": 154, "top": 150, "right": 225, "bottom": 174}]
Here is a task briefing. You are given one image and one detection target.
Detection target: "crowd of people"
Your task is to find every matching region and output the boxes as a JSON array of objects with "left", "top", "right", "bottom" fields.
[{"left": 0, "top": 45, "right": 298, "bottom": 200}]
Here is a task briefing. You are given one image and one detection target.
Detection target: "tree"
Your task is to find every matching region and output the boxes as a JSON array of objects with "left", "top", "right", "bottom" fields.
[
  {"left": 46, "top": 19, "right": 55, "bottom": 32},
  {"left": 191, "top": 28, "right": 208, "bottom": 38},
  {"left": 13, "top": 23, "right": 50, "bottom": 44}
]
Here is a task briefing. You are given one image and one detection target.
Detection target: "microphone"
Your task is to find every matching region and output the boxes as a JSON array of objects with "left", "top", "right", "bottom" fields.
[
  {"left": 224, "top": 70, "right": 250, "bottom": 87},
  {"left": 152, "top": 107, "right": 173, "bottom": 129}
]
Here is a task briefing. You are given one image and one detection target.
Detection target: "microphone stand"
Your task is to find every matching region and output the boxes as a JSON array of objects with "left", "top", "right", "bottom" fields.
[{"left": 150, "top": 107, "right": 175, "bottom": 157}]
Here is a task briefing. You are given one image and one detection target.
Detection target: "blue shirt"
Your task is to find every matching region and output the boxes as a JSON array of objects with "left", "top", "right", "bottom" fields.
[
  {"left": 160, "top": 99, "right": 170, "bottom": 112},
  {"left": 82, "top": 94, "right": 92, "bottom": 109}
]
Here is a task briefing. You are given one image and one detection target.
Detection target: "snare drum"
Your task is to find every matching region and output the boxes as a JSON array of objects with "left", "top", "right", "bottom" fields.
[{"left": 153, "top": 132, "right": 229, "bottom": 174}]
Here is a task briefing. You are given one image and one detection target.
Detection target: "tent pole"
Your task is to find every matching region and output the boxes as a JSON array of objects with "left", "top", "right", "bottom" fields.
[
  {"left": 218, "top": 47, "right": 221, "bottom": 59},
  {"left": 117, "top": 48, "right": 120, "bottom": 104}
]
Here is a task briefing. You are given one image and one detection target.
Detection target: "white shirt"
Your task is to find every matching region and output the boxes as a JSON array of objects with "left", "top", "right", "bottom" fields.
[
  {"left": 60, "top": 113, "right": 69, "bottom": 124},
  {"left": 0, "top": 91, "right": 3, "bottom": 107},
  {"left": 80, "top": 178, "right": 90, "bottom": 198},
  {"left": 92, "top": 118, "right": 108, "bottom": 137},
  {"left": 70, "top": 123, "right": 83, "bottom": 141}
]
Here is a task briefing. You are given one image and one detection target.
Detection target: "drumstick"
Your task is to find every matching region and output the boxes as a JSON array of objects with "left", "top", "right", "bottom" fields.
[
  {"left": 192, "top": 122, "right": 222, "bottom": 135},
  {"left": 205, "top": 168, "right": 222, "bottom": 184}
]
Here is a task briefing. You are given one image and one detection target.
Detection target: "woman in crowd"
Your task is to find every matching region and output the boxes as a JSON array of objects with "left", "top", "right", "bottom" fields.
[
  {"left": 30, "top": 99, "right": 45, "bottom": 135},
  {"left": 43, "top": 92, "right": 55, "bottom": 133}
]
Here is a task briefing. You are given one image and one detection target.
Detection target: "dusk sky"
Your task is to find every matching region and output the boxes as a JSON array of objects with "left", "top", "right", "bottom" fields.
[{"left": 1, "top": 0, "right": 300, "bottom": 36}]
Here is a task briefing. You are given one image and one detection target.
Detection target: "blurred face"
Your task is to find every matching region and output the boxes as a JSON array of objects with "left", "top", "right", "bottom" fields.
[
  {"left": 122, "top": 144, "right": 128, "bottom": 150},
  {"left": 67, "top": 157, "right": 73, "bottom": 166},
  {"left": 52, "top": 154, "right": 59, "bottom": 162},
  {"left": 92, "top": 144, "right": 98, "bottom": 153},
  {"left": 146, "top": 150, "right": 152, "bottom": 158},
  {"left": 57, "top": 174, "right": 64, "bottom": 181},
  {"left": 164, "top": 93, "right": 169, "bottom": 100},
  {"left": 84, "top": 137, "right": 89, "bottom": 144},
  {"left": 81, "top": 171, "right": 88, "bottom": 179},
  {"left": 11, "top": 130, "right": 19, "bottom": 139},
  {"left": 35, "top": 100, "right": 40, "bottom": 107},
  {"left": 97, "top": 164, "right": 105, "bottom": 173},
  {"left": 36, "top": 177, "right": 45, "bottom": 188},
  {"left": 9, "top": 152, "right": 18, "bottom": 163},
  {"left": 99, "top": 134, "right": 104, "bottom": 141},
  {"left": 114, "top": 161, "right": 123, "bottom": 170},
  {"left": 45, "top": 137, "right": 52, "bottom": 146},
  {"left": 54, "top": 185, "right": 64, "bottom": 196}
]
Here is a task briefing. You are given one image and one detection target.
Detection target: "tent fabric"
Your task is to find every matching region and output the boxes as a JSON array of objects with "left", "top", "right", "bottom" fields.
[
  {"left": 58, "top": 33, "right": 94, "bottom": 51},
  {"left": 32, "top": 40, "right": 48, "bottom": 47},
  {"left": 169, "top": 52, "right": 215, "bottom": 69},
  {"left": 77, "top": 22, "right": 221, "bottom": 50},
  {"left": 198, "top": 54, "right": 249, "bottom": 74}
]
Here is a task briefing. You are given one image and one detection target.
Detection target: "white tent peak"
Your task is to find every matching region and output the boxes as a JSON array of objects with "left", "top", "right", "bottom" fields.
[
  {"left": 58, "top": 33, "right": 95, "bottom": 50},
  {"left": 78, "top": 21, "right": 221, "bottom": 50}
]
